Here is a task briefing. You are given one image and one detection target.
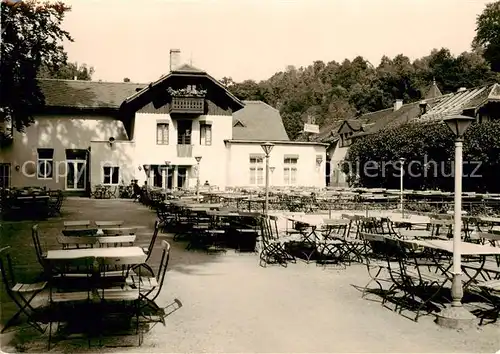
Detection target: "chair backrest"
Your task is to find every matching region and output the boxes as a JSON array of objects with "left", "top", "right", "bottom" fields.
[
  {"left": 31, "top": 225, "right": 45, "bottom": 266},
  {"left": 150, "top": 240, "right": 171, "bottom": 301},
  {"left": 57, "top": 235, "right": 97, "bottom": 249},
  {"left": 0, "top": 247, "right": 15, "bottom": 291},
  {"left": 101, "top": 227, "right": 136, "bottom": 236},
  {"left": 145, "top": 220, "right": 160, "bottom": 261},
  {"left": 62, "top": 229, "right": 98, "bottom": 236},
  {"left": 97, "top": 235, "right": 136, "bottom": 247}
]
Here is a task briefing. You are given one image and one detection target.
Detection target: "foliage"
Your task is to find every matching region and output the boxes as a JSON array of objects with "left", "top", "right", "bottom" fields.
[
  {"left": 228, "top": 50, "right": 498, "bottom": 140},
  {"left": 38, "top": 61, "right": 94, "bottom": 80},
  {"left": 123, "top": 77, "right": 130, "bottom": 82},
  {"left": 1, "top": 0, "right": 72, "bottom": 132},
  {"left": 473, "top": 1, "right": 500, "bottom": 72},
  {"left": 167, "top": 86, "right": 207, "bottom": 97},
  {"left": 343, "top": 121, "right": 500, "bottom": 192}
]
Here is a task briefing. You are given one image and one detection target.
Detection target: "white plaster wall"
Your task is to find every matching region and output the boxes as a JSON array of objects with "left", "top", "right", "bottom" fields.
[
  {"left": 0, "top": 115, "right": 128, "bottom": 190},
  {"left": 89, "top": 141, "right": 136, "bottom": 195},
  {"left": 328, "top": 142, "right": 349, "bottom": 187},
  {"left": 132, "top": 113, "right": 232, "bottom": 189},
  {"left": 227, "top": 143, "right": 326, "bottom": 188}
]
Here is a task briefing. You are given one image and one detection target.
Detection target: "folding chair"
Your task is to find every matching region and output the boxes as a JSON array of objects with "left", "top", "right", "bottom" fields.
[
  {"left": 126, "top": 241, "right": 171, "bottom": 324},
  {"left": 138, "top": 220, "right": 160, "bottom": 263},
  {"left": 258, "top": 217, "right": 293, "bottom": 267},
  {"left": 47, "top": 256, "right": 95, "bottom": 350},
  {"left": 0, "top": 247, "right": 47, "bottom": 334},
  {"left": 97, "top": 254, "right": 142, "bottom": 346}
]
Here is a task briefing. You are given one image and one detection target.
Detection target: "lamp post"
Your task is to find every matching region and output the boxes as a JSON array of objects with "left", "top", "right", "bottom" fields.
[
  {"left": 438, "top": 114, "right": 475, "bottom": 329},
  {"left": 164, "top": 161, "right": 171, "bottom": 192},
  {"left": 399, "top": 158, "right": 405, "bottom": 216},
  {"left": 194, "top": 156, "right": 202, "bottom": 201},
  {"left": 261, "top": 142, "right": 274, "bottom": 215}
]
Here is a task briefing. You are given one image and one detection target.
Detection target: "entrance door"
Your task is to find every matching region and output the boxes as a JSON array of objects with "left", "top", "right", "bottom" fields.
[
  {"left": 177, "top": 167, "right": 187, "bottom": 189},
  {"left": 66, "top": 160, "right": 86, "bottom": 190}
]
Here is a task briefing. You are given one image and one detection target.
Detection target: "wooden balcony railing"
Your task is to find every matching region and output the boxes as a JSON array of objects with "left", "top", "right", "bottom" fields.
[
  {"left": 170, "top": 96, "right": 205, "bottom": 114},
  {"left": 177, "top": 144, "right": 193, "bottom": 158}
]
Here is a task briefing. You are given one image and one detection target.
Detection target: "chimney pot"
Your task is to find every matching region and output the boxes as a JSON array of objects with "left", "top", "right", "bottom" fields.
[
  {"left": 170, "top": 49, "right": 181, "bottom": 72},
  {"left": 394, "top": 99, "right": 403, "bottom": 111}
]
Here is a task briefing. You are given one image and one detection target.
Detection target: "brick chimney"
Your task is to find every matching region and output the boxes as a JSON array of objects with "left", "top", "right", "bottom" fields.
[
  {"left": 394, "top": 99, "right": 403, "bottom": 111},
  {"left": 170, "top": 49, "right": 181, "bottom": 72}
]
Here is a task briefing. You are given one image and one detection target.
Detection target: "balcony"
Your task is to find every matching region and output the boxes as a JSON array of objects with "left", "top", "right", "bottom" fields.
[
  {"left": 170, "top": 96, "right": 205, "bottom": 114},
  {"left": 177, "top": 144, "right": 193, "bottom": 158}
]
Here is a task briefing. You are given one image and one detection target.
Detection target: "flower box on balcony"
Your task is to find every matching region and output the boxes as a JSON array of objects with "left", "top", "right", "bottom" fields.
[{"left": 170, "top": 96, "right": 205, "bottom": 114}]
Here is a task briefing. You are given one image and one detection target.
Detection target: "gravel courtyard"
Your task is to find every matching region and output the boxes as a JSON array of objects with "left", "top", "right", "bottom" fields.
[{"left": 1, "top": 198, "right": 499, "bottom": 353}]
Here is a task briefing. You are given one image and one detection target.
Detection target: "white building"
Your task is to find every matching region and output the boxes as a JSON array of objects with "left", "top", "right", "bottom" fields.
[{"left": 0, "top": 51, "right": 327, "bottom": 195}]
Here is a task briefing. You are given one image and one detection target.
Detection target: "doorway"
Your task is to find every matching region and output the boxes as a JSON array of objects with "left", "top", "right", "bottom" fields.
[
  {"left": 177, "top": 167, "right": 187, "bottom": 189},
  {"left": 0, "top": 163, "right": 11, "bottom": 188},
  {"left": 66, "top": 160, "right": 86, "bottom": 190}
]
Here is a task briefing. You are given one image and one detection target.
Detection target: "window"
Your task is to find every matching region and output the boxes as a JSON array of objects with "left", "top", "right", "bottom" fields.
[
  {"left": 103, "top": 166, "right": 119, "bottom": 185},
  {"left": 37, "top": 148, "right": 54, "bottom": 179},
  {"left": 200, "top": 123, "right": 212, "bottom": 145},
  {"left": 249, "top": 155, "right": 264, "bottom": 185},
  {"left": 156, "top": 122, "right": 169, "bottom": 145},
  {"left": 0, "top": 163, "right": 10, "bottom": 188},
  {"left": 283, "top": 157, "right": 298, "bottom": 185},
  {"left": 340, "top": 133, "right": 352, "bottom": 147},
  {"left": 177, "top": 120, "right": 192, "bottom": 145}
]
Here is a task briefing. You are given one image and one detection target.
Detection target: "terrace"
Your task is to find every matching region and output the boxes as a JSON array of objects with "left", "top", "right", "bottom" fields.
[{"left": 0, "top": 196, "right": 499, "bottom": 352}]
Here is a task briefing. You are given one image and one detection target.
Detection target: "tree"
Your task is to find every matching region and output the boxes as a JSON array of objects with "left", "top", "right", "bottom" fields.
[
  {"left": 1, "top": 0, "right": 72, "bottom": 132},
  {"left": 123, "top": 77, "right": 130, "bottom": 82},
  {"left": 473, "top": 1, "right": 500, "bottom": 72},
  {"left": 38, "top": 62, "right": 94, "bottom": 80}
]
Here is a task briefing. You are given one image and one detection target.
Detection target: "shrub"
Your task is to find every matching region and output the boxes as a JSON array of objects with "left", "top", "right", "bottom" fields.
[{"left": 343, "top": 120, "right": 500, "bottom": 192}]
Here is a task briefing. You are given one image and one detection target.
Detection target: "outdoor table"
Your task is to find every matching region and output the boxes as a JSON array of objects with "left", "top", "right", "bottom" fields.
[
  {"left": 284, "top": 216, "right": 323, "bottom": 262},
  {"left": 46, "top": 246, "right": 146, "bottom": 262},
  {"left": 400, "top": 238, "right": 500, "bottom": 289},
  {"left": 389, "top": 215, "right": 430, "bottom": 225},
  {"left": 480, "top": 216, "right": 500, "bottom": 225}
]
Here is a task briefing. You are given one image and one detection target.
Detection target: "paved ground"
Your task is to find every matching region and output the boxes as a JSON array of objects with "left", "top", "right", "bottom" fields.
[{"left": 1, "top": 198, "right": 499, "bottom": 353}]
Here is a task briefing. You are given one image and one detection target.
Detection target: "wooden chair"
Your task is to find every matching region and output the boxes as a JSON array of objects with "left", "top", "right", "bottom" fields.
[
  {"left": 57, "top": 235, "right": 97, "bottom": 249},
  {"left": 97, "top": 235, "right": 136, "bottom": 248},
  {"left": 95, "top": 254, "right": 143, "bottom": 346},
  {"left": 0, "top": 247, "right": 47, "bottom": 334},
  {"left": 47, "top": 257, "right": 95, "bottom": 350},
  {"left": 126, "top": 241, "right": 171, "bottom": 322}
]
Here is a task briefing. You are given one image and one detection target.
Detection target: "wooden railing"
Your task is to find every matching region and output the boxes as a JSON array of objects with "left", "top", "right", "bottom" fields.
[{"left": 170, "top": 96, "right": 205, "bottom": 114}]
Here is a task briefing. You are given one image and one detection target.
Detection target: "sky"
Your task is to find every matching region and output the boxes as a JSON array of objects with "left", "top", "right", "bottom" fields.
[{"left": 61, "top": 0, "right": 492, "bottom": 84}]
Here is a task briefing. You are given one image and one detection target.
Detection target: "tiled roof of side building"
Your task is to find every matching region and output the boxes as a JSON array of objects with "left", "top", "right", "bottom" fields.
[
  {"left": 38, "top": 79, "right": 146, "bottom": 109},
  {"left": 418, "top": 84, "right": 494, "bottom": 122},
  {"left": 232, "top": 101, "right": 290, "bottom": 141}
]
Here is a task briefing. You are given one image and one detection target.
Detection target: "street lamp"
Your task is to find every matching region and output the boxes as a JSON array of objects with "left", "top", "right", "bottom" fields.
[
  {"left": 438, "top": 114, "right": 475, "bottom": 329},
  {"left": 399, "top": 158, "right": 405, "bottom": 216},
  {"left": 194, "top": 156, "right": 202, "bottom": 201},
  {"left": 261, "top": 142, "right": 274, "bottom": 215}
]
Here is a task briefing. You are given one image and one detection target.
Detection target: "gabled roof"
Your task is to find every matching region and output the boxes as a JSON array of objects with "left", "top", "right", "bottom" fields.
[
  {"left": 418, "top": 84, "right": 498, "bottom": 122},
  {"left": 38, "top": 79, "right": 145, "bottom": 109},
  {"left": 424, "top": 79, "right": 443, "bottom": 99},
  {"left": 232, "top": 101, "right": 289, "bottom": 141},
  {"left": 122, "top": 63, "right": 244, "bottom": 111},
  {"left": 345, "top": 119, "right": 363, "bottom": 131},
  {"left": 316, "top": 96, "right": 448, "bottom": 143},
  {"left": 173, "top": 63, "right": 206, "bottom": 73}
]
